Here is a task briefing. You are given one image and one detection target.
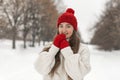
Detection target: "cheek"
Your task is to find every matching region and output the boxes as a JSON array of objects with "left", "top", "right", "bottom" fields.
[
  {"left": 69, "top": 31, "right": 73, "bottom": 35},
  {"left": 67, "top": 30, "right": 73, "bottom": 37},
  {"left": 58, "top": 29, "right": 62, "bottom": 34},
  {"left": 58, "top": 28, "right": 64, "bottom": 34}
]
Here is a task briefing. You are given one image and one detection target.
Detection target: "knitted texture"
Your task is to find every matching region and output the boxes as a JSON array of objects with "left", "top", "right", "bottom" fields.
[
  {"left": 53, "top": 34, "right": 66, "bottom": 48},
  {"left": 60, "top": 40, "right": 69, "bottom": 49},
  {"left": 57, "top": 8, "right": 78, "bottom": 31}
]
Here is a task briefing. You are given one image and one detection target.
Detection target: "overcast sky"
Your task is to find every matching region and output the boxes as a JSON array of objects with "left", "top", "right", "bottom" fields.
[{"left": 63, "top": 0, "right": 109, "bottom": 42}]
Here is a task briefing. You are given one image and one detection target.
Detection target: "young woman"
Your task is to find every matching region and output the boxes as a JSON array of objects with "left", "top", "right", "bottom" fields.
[{"left": 34, "top": 8, "right": 91, "bottom": 80}]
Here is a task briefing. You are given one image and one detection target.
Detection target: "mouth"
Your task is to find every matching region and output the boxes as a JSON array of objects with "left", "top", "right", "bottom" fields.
[{"left": 64, "top": 33, "right": 68, "bottom": 35}]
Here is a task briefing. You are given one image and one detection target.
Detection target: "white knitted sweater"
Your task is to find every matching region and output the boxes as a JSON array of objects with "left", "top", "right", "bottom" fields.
[{"left": 34, "top": 43, "right": 91, "bottom": 80}]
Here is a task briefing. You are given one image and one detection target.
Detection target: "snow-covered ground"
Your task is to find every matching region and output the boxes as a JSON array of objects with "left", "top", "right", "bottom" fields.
[
  {"left": 85, "top": 45, "right": 120, "bottom": 80},
  {"left": 0, "top": 39, "right": 120, "bottom": 80}
]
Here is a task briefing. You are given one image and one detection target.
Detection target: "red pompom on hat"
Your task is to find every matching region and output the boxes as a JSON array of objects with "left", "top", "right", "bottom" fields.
[{"left": 57, "top": 8, "right": 78, "bottom": 31}]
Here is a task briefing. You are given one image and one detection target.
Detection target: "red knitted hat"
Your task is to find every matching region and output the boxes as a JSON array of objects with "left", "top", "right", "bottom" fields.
[{"left": 57, "top": 8, "right": 78, "bottom": 31}]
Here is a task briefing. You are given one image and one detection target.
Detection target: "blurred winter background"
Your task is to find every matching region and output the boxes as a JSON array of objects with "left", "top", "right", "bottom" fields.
[{"left": 0, "top": 0, "right": 120, "bottom": 80}]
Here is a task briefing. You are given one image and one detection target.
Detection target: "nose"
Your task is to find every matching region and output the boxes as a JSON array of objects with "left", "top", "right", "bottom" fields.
[{"left": 62, "top": 27, "right": 67, "bottom": 34}]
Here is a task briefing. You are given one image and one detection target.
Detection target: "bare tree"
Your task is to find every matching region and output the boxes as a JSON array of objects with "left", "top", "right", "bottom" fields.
[
  {"left": 2, "top": 0, "right": 25, "bottom": 49},
  {"left": 90, "top": 0, "right": 120, "bottom": 50},
  {"left": 0, "top": 0, "right": 64, "bottom": 48},
  {"left": 20, "top": 0, "right": 40, "bottom": 48},
  {"left": 0, "top": 17, "right": 8, "bottom": 38},
  {"left": 37, "top": 0, "right": 60, "bottom": 45},
  {"left": 25, "top": 0, "right": 42, "bottom": 47}
]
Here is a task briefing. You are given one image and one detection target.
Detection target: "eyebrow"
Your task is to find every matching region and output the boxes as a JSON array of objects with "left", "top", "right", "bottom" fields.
[{"left": 59, "top": 23, "right": 72, "bottom": 26}]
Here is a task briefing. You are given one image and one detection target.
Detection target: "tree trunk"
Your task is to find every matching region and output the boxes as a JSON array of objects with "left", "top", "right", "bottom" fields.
[
  {"left": 23, "top": 35, "right": 26, "bottom": 48},
  {"left": 12, "top": 27, "right": 16, "bottom": 49},
  {"left": 38, "top": 35, "right": 41, "bottom": 46},
  {"left": 32, "top": 34, "right": 35, "bottom": 47}
]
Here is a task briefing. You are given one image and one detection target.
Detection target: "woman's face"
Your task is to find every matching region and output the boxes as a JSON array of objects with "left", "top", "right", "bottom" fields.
[{"left": 58, "top": 22, "right": 74, "bottom": 39}]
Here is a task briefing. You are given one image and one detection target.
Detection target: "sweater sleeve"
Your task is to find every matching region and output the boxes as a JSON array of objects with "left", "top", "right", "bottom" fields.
[
  {"left": 61, "top": 45, "right": 91, "bottom": 80},
  {"left": 34, "top": 44, "right": 59, "bottom": 75}
]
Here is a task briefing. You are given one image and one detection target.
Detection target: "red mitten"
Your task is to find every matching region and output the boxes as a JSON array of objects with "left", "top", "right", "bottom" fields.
[
  {"left": 60, "top": 40, "right": 69, "bottom": 49},
  {"left": 53, "top": 34, "right": 66, "bottom": 48}
]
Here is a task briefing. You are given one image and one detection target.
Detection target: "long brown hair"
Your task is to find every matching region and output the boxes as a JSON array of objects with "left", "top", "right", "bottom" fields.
[{"left": 43, "top": 31, "right": 80, "bottom": 79}]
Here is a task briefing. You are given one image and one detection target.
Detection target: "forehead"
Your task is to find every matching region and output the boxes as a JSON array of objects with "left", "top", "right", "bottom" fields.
[{"left": 59, "top": 22, "right": 71, "bottom": 25}]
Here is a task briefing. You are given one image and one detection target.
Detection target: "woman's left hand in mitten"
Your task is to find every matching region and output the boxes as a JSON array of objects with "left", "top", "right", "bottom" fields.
[{"left": 60, "top": 39, "right": 69, "bottom": 49}]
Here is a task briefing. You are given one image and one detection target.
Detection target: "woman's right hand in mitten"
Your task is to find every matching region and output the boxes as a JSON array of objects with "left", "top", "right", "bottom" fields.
[{"left": 53, "top": 34, "right": 66, "bottom": 48}]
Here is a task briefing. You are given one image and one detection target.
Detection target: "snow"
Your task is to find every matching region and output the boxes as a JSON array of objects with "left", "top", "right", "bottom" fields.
[
  {"left": 0, "top": 39, "right": 120, "bottom": 80},
  {"left": 0, "top": 39, "right": 43, "bottom": 80},
  {"left": 1, "top": 0, "right": 120, "bottom": 80},
  {"left": 85, "top": 45, "right": 120, "bottom": 80}
]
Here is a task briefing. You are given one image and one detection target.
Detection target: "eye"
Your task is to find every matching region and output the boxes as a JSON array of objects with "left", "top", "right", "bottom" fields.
[
  {"left": 59, "top": 25, "right": 63, "bottom": 28},
  {"left": 66, "top": 25, "right": 71, "bottom": 28}
]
